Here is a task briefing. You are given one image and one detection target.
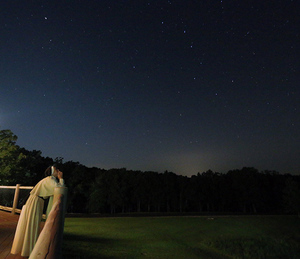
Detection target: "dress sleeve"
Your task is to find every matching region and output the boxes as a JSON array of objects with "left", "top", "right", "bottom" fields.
[
  {"left": 37, "top": 176, "right": 65, "bottom": 198},
  {"left": 58, "top": 178, "right": 65, "bottom": 187}
]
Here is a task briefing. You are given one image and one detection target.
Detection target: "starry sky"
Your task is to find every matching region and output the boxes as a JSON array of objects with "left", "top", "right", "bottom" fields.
[{"left": 1, "top": 1, "right": 299, "bottom": 176}]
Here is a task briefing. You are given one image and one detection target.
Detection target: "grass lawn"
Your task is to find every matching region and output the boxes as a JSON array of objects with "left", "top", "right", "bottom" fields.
[{"left": 62, "top": 215, "right": 300, "bottom": 259}]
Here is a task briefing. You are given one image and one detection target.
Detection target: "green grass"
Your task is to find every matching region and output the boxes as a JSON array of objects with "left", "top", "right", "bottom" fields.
[{"left": 62, "top": 215, "right": 300, "bottom": 259}]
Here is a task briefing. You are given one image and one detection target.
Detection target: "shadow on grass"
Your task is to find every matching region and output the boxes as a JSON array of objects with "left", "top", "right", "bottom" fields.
[
  {"left": 63, "top": 233, "right": 121, "bottom": 259},
  {"left": 62, "top": 232, "right": 228, "bottom": 259}
]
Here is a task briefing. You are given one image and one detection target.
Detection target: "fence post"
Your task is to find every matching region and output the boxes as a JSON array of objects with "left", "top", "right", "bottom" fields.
[
  {"left": 29, "top": 187, "right": 68, "bottom": 259},
  {"left": 12, "top": 184, "right": 20, "bottom": 214},
  {"left": 51, "top": 187, "right": 68, "bottom": 258},
  {"left": 53, "top": 187, "right": 68, "bottom": 235}
]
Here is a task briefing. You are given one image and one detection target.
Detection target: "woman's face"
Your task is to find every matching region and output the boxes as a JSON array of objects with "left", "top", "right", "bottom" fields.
[{"left": 52, "top": 167, "right": 59, "bottom": 177}]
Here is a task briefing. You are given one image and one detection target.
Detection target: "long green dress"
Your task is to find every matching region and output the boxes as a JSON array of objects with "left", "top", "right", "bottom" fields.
[{"left": 11, "top": 176, "right": 64, "bottom": 257}]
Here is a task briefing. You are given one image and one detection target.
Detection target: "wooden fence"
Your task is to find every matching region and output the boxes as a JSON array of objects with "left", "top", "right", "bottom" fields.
[
  {"left": 0, "top": 185, "right": 68, "bottom": 259},
  {"left": 0, "top": 184, "right": 33, "bottom": 215}
]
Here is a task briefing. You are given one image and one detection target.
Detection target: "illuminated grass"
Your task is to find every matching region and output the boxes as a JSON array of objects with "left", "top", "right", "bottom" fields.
[{"left": 62, "top": 215, "right": 300, "bottom": 259}]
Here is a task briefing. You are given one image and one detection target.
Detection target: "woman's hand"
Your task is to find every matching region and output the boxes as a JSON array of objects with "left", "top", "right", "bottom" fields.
[{"left": 57, "top": 170, "right": 63, "bottom": 179}]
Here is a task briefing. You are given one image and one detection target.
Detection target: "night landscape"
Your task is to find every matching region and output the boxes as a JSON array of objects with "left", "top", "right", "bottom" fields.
[{"left": 1, "top": 1, "right": 299, "bottom": 258}]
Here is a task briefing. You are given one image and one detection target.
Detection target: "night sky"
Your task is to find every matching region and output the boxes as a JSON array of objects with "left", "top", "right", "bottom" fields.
[{"left": 1, "top": 1, "right": 299, "bottom": 176}]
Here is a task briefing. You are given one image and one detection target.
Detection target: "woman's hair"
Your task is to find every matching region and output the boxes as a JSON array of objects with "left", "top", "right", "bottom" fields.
[
  {"left": 44, "top": 164, "right": 59, "bottom": 177},
  {"left": 44, "top": 166, "right": 52, "bottom": 177}
]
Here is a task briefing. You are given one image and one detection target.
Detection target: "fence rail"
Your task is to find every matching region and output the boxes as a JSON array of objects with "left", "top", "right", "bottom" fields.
[{"left": 0, "top": 186, "right": 33, "bottom": 189}]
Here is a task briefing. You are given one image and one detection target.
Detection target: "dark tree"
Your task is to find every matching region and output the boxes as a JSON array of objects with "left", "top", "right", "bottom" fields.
[
  {"left": 283, "top": 177, "right": 300, "bottom": 216},
  {"left": 0, "top": 129, "right": 25, "bottom": 185}
]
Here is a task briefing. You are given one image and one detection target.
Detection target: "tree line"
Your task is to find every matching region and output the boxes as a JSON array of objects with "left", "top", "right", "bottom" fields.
[{"left": 1, "top": 129, "right": 299, "bottom": 215}]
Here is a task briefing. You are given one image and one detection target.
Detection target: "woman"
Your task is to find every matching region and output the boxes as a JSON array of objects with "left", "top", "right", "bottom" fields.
[{"left": 11, "top": 165, "right": 65, "bottom": 257}]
